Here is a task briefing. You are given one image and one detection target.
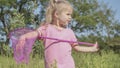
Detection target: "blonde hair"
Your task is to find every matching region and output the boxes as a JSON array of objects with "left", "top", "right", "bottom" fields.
[{"left": 45, "top": 0, "right": 73, "bottom": 23}]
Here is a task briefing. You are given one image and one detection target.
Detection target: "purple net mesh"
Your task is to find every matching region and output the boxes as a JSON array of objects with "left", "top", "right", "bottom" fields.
[{"left": 9, "top": 28, "right": 37, "bottom": 64}]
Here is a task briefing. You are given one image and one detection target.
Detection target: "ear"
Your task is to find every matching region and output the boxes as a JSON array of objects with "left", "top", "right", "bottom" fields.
[{"left": 54, "top": 11, "right": 59, "bottom": 18}]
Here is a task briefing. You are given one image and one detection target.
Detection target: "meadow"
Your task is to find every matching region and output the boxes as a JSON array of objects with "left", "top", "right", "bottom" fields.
[{"left": 0, "top": 50, "right": 120, "bottom": 68}]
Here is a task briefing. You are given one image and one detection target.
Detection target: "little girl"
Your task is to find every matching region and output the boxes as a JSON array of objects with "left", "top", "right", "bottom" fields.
[{"left": 16, "top": 0, "right": 99, "bottom": 68}]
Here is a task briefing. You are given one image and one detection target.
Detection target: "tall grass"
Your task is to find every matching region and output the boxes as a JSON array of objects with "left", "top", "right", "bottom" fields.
[
  {"left": 0, "top": 50, "right": 120, "bottom": 68},
  {"left": 73, "top": 50, "right": 120, "bottom": 68},
  {"left": 0, "top": 56, "right": 44, "bottom": 68}
]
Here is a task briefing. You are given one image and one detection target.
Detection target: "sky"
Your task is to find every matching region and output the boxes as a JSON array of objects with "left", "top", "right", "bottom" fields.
[
  {"left": 98, "top": 0, "right": 120, "bottom": 22},
  {"left": 1, "top": 0, "right": 120, "bottom": 28}
]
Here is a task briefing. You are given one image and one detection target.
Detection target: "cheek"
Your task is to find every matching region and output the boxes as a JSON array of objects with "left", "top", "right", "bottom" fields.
[
  {"left": 61, "top": 17, "right": 65, "bottom": 21},
  {"left": 60, "top": 15, "right": 66, "bottom": 21},
  {"left": 57, "top": 14, "right": 67, "bottom": 24},
  {"left": 58, "top": 16, "right": 65, "bottom": 22},
  {"left": 60, "top": 18, "right": 66, "bottom": 24}
]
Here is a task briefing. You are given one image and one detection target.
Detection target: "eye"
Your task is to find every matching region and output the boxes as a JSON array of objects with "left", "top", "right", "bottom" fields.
[{"left": 67, "top": 13, "right": 71, "bottom": 16}]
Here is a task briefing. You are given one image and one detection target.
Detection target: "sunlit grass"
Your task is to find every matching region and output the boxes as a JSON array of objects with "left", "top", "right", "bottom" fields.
[
  {"left": 0, "top": 56, "right": 44, "bottom": 68},
  {"left": 73, "top": 50, "right": 120, "bottom": 68},
  {"left": 0, "top": 50, "right": 120, "bottom": 68}
]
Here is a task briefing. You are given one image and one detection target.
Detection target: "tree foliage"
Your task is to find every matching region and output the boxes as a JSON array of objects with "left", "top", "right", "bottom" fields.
[
  {"left": 0, "top": 0, "right": 120, "bottom": 55},
  {"left": 69, "top": 0, "right": 120, "bottom": 45}
]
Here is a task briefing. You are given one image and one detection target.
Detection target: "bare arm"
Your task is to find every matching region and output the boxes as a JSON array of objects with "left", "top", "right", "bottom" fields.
[
  {"left": 72, "top": 42, "right": 99, "bottom": 52},
  {"left": 16, "top": 30, "right": 41, "bottom": 50},
  {"left": 20, "top": 31, "right": 39, "bottom": 39}
]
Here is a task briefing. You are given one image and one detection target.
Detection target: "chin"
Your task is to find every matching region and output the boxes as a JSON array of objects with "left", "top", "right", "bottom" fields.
[{"left": 61, "top": 24, "right": 67, "bottom": 28}]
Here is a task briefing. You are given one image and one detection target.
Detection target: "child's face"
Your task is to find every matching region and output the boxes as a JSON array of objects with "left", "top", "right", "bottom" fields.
[{"left": 57, "top": 8, "right": 73, "bottom": 27}]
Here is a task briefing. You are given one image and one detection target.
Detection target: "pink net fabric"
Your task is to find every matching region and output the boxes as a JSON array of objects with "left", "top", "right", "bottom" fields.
[{"left": 9, "top": 28, "right": 37, "bottom": 64}]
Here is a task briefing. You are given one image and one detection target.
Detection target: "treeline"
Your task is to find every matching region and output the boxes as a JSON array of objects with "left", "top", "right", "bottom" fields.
[{"left": 0, "top": 0, "right": 120, "bottom": 57}]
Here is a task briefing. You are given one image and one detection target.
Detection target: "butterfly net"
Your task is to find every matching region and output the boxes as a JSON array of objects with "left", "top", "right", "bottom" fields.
[{"left": 9, "top": 28, "right": 37, "bottom": 64}]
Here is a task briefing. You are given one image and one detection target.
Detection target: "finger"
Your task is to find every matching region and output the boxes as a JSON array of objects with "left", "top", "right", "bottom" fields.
[
  {"left": 94, "top": 42, "right": 98, "bottom": 48},
  {"left": 16, "top": 44, "right": 20, "bottom": 51},
  {"left": 16, "top": 40, "right": 24, "bottom": 51}
]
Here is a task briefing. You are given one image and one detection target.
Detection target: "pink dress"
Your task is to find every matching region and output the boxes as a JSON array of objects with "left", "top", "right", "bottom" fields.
[{"left": 37, "top": 24, "right": 77, "bottom": 68}]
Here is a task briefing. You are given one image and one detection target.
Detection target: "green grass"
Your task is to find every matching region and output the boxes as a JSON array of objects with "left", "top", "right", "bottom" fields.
[
  {"left": 73, "top": 50, "right": 120, "bottom": 68},
  {"left": 0, "top": 50, "right": 120, "bottom": 68},
  {"left": 0, "top": 56, "right": 44, "bottom": 68}
]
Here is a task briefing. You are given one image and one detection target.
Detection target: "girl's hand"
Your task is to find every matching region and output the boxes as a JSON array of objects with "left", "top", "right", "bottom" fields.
[
  {"left": 92, "top": 42, "right": 99, "bottom": 52},
  {"left": 16, "top": 36, "right": 26, "bottom": 51}
]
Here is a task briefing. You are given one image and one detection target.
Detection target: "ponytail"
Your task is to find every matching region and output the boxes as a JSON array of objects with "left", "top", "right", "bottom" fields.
[{"left": 45, "top": 0, "right": 56, "bottom": 23}]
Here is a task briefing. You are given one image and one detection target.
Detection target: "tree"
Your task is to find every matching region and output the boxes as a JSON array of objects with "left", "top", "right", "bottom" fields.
[
  {"left": 0, "top": 0, "right": 120, "bottom": 55},
  {"left": 69, "top": 0, "right": 120, "bottom": 44},
  {"left": 0, "top": 0, "right": 46, "bottom": 56}
]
